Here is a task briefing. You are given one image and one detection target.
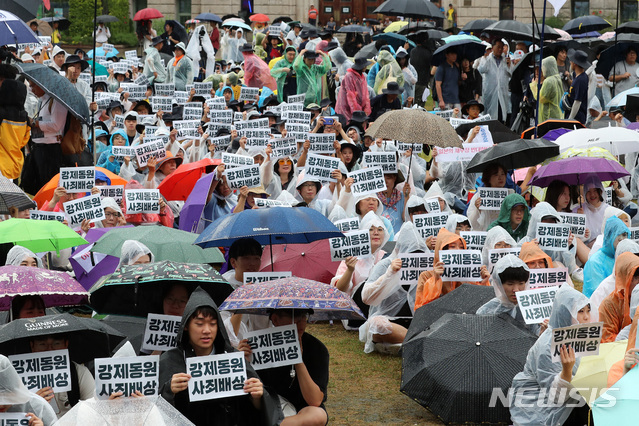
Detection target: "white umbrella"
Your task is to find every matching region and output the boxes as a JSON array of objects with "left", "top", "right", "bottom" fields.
[
  {"left": 607, "top": 87, "right": 639, "bottom": 109},
  {"left": 555, "top": 127, "right": 639, "bottom": 155}
]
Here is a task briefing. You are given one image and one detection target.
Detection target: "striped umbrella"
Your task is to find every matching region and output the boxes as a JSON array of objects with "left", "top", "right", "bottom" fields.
[{"left": 0, "top": 175, "right": 36, "bottom": 215}]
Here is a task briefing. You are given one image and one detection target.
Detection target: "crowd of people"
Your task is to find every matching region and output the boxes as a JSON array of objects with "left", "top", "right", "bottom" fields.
[{"left": 0, "top": 9, "right": 639, "bottom": 426}]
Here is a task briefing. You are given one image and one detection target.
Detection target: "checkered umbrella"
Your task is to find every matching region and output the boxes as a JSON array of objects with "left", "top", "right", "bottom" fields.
[{"left": 0, "top": 175, "right": 36, "bottom": 215}]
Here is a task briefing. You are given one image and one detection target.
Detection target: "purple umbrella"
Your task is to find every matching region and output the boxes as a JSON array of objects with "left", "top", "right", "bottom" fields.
[
  {"left": 529, "top": 157, "right": 629, "bottom": 188},
  {"left": 542, "top": 128, "right": 572, "bottom": 141},
  {"left": 179, "top": 172, "right": 215, "bottom": 233},
  {"left": 0, "top": 265, "right": 89, "bottom": 310},
  {"left": 626, "top": 122, "right": 639, "bottom": 131}
]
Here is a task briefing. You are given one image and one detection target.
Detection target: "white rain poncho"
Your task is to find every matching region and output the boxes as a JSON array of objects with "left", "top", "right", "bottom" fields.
[
  {"left": 433, "top": 159, "right": 476, "bottom": 201},
  {"left": 294, "top": 170, "right": 335, "bottom": 217},
  {"left": 477, "top": 51, "right": 512, "bottom": 121},
  {"left": 423, "top": 181, "right": 452, "bottom": 213},
  {"left": 0, "top": 354, "right": 57, "bottom": 425},
  {"left": 406, "top": 195, "right": 425, "bottom": 209},
  {"left": 574, "top": 175, "right": 609, "bottom": 243},
  {"left": 340, "top": 192, "right": 396, "bottom": 241},
  {"left": 481, "top": 226, "right": 516, "bottom": 267},
  {"left": 94, "top": 197, "right": 123, "bottom": 229},
  {"left": 328, "top": 47, "right": 353, "bottom": 78},
  {"left": 117, "top": 240, "right": 155, "bottom": 267},
  {"left": 509, "top": 285, "right": 589, "bottom": 426},
  {"left": 186, "top": 25, "right": 217, "bottom": 77},
  {"left": 4, "top": 245, "right": 43, "bottom": 268},
  {"left": 444, "top": 214, "right": 470, "bottom": 233},
  {"left": 261, "top": 156, "right": 299, "bottom": 200},
  {"left": 359, "top": 221, "right": 427, "bottom": 353}
]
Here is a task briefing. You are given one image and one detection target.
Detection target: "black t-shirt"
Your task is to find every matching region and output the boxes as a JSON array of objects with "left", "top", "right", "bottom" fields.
[
  {"left": 566, "top": 72, "right": 588, "bottom": 124},
  {"left": 369, "top": 94, "right": 401, "bottom": 121}
]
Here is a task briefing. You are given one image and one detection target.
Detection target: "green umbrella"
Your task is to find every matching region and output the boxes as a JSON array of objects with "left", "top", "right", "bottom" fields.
[
  {"left": 90, "top": 225, "right": 224, "bottom": 263},
  {"left": 0, "top": 218, "right": 88, "bottom": 254}
]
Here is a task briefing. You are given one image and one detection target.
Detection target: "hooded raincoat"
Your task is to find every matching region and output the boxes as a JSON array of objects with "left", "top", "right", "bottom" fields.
[
  {"left": 488, "top": 193, "right": 530, "bottom": 242},
  {"left": 335, "top": 68, "right": 371, "bottom": 123},
  {"left": 574, "top": 176, "right": 609, "bottom": 243},
  {"left": 221, "top": 29, "right": 246, "bottom": 64},
  {"left": 373, "top": 50, "right": 405, "bottom": 95},
  {"left": 329, "top": 47, "right": 353, "bottom": 78},
  {"left": 167, "top": 52, "right": 194, "bottom": 91},
  {"left": 588, "top": 206, "right": 631, "bottom": 259},
  {"left": 607, "top": 301, "right": 639, "bottom": 386},
  {"left": 270, "top": 51, "right": 297, "bottom": 102},
  {"left": 97, "top": 129, "right": 129, "bottom": 174},
  {"left": 292, "top": 51, "right": 331, "bottom": 106},
  {"left": 444, "top": 214, "right": 470, "bottom": 233},
  {"left": 519, "top": 241, "right": 553, "bottom": 269},
  {"left": 144, "top": 45, "right": 167, "bottom": 84},
  {"left": 117, "top": 240, "right": 155, "bottom": 267},
  {"left": 616, "top": 285, "right": 639, "bottom": 341},
  {"left": 5, "top": 245, "right": 43, "bottom": 268},
  {"left": 243, "top": 51, "right": 277, "bottom": 91},
  {"left": 477, "top": 52, "right": 512, "bottom": 121},
  {"left": 481, "top": 226, "right": 517, "bottom": 267},
  {"left": 536, "top": 56, "right": 563, "bottom": 122},
  {"left": 598, "top": 252, "right": 639, "bottom": 342}
]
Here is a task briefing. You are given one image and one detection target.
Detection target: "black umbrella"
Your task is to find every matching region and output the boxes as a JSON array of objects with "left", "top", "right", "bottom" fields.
[
  {"left": 374, "top": 0, "right": 445, "bottom": 20},
  {"left": 617, "top": 21, "right": 639, "bottom": 35},
  {"left": 338, "top": 24, "right": 370, "bottom": 33},
  {"left": 407, "top": 28, "right": 448, "bottom": 42},
  {"left": 562, "top": 15, "right": 611, "bottom": 34},
  {"left": 354, "top": 41, "right": 378, "bottom": 60},
  {"left": 461, "top": 19, "right": 496, "bottom": 34},
  {"left": 398, "top": 21, "right": 435, "bottom": 35},
  {"left": 0, "top": 313, "right": 125, "bottom": 364},
  {"left": 543, "top": 40, "right": 595, "bottom": 62},
  {"left": 404, "top": 284, "right": 494, "bottom": 342},
  {"left": 484, "top": 20, "right": 532, "bottom": 41},
  {"left": 165, "top": 19, "right": 187, "bottom": 44},
  {"left": 0, "top": 175, "right": 36, "bottom": 215},
  {"left": 455, "top": 120, "right": 518, "bottom": 143},
  {"left": 401, "top": 313, "right": 537, "bottom": 424},
  {"left": 466, "top": 138, "right": 560, "bottom": 173},
  {"left": 529, "top": 23, "right": 560, "bottom": 41},
  {"left": 41, "top": 16, "right": 70, "bottom": 31},
  {"left": 100, "top": 315, "right": 147, "bottom": 355},
  {"left": 94, "top": 15, "right": 119, "bottom": 24},
  {"left": 431, "top": 39, "right": 485, "bottom": 66},
  {"left": 509, "top": 51, "right": 539, "bottom": 94},
  {"left": 272, "top": 16, "right": 293, "bottom": 24},
  {"left": 595, "top": 40, "right": 639, "bottom": 78},
  {"left": 14, "top": 63, "right": 91, "bottom": 124},
  {"left": 0, "top": 0, "right": 40, "bottom": 21},
  {"left": 520, "top": 118, "right": 585, "bottom": 139}
]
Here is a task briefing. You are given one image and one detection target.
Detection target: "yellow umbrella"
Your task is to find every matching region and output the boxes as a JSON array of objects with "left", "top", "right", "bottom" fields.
[
  {"left": 573, "top": 341, "right": 627, "bottom": 405},
  {"left": 384, "top": 21, "right": 408, "bottom": 33}
]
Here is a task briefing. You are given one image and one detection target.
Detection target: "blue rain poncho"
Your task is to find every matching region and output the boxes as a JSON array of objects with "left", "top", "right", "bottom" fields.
[{"left": 97, "top": 129, "right": 128, "bottom": 174}]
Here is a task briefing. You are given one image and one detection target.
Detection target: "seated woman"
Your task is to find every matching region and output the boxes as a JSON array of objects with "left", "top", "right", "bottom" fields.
[
  {"left": 93, "top": 197, "right": 126, "bottom": 228},
  {"left": 444, "top": 214, "right": 471, "bottom": 234},
  {"left": 117, "top": 240, "right": 155, "bottom": 268},
  {"left": 467, "top": 163, "right": 514, "bottom": 232},
  {"left": 233, "top": 185, "right": 270, "bottom": 213},
  {"left": 598, "top": 252, "right": 639, "bottom": 342},
  {"left": 199, "top": 165, "right": 238, "bottom": 230},
  {"left": 295, "top": 171, "right": 340, "bottom": 217},
  {"left": 588, "top": 206, "right": 631, "bottom": 259},
  {"left": 488, "top": 193, "right": 530, "bottom": 242},
  {"left": 378, "top": 168, "right": 411, "bottom": 235},
  {"left": 8, "top": 294, "right": 46, "bottom": 322},
  {"left": 481, "top": 226, "right": 516, "bottom": 267},
  {"left": 509, "top": 285, "right": 592, "bottom": 425},
  {"left": 574, "top": 175, "right": 609, "bottom": 245},
  {"left": 5, "top": 245, "right": 43, "bottom": 268}
]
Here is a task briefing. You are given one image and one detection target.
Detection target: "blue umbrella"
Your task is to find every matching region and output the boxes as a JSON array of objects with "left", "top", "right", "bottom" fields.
[
  {"left": 372, "top": 32, "right": 416, "bottom": 51},
  {"left": 0, "top": 9, "right": 39, "bottom": 45},
  {"left": 222, "top": 18, "right": 252, "bottom": 32},
  {"left": 431, "top": 39, "right": 486, "bottom": 66},
  {"left": 195, "top": 12, "right": 222, "bottom": 23},
  {"left": 86, "top": 46, "right": 120, "bottom": 59}
]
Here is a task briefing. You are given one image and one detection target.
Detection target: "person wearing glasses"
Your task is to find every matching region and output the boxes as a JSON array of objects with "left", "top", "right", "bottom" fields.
[{"left": 262, "top": 152, "right": 299, "bottom": 200}]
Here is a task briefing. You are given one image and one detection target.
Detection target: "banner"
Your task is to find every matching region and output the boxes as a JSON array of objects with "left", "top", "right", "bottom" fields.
[{"left": 9, "top": 349, "right": 72, "bottom": 393}]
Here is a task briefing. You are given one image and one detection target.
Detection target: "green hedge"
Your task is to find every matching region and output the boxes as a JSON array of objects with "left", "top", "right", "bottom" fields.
[{"left": 68, "top": 0, "right": 103, "bottom": 38}]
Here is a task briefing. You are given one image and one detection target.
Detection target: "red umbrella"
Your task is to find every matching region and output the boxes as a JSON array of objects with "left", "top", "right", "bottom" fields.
[
  {"left": 259, "top": 240, "right": 339, "bottom": 284},
  {"left": 133, "top": 8, "right": 164, "bottom": 21},
  {"left": 158, "top": 158, "right": 220, "bottom": 201},
  {"left": 249, "top": 13, "right": 270, "bottom": 23}
]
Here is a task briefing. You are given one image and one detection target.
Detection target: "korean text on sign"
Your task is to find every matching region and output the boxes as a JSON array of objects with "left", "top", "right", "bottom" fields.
[
  {"left": 224, "top": 164, "right": 261, "bottom": 189},
  {"left": 399, "top": 253, "right": 435, "bottom": 287},
  {"left": 305, "top": 153, "right": 340, "bottom": 183},
  {"left": 59, "top": 166, "right": 95, "bottom": 193},
  {"left": 125, "top": 189, "right": 161, "bottom": 214},
  {"left": 528, "top": 267, "right": 569, "bottom": 289},
  {"left": 254, "top": 198, "right": 291, "bottom": 208},
  {"left": 29, "top": 210, "right": 65, "bottom": 222},
  {"left": 536, "top": 223, "right": 570, "bottom": 252},
  {"left": 9, "top": 349, "right": 71, "bottom": 393},
  {"left": 478, "top": 187, "right": 508, "bottom": 211},
  {"left": 439, "top": 249, "right": 483, "bottom": 282},
  {"left": 333, "top": 217, "right": 359, "bottom": 233},
  {"left": 307, "top": 133, "right": 335, "bottom": 154},
  {"left": 187, "top": 352, "right": 247, "bottom": 402},
  {"left": 516, "top": 286, "right": 559, "bottom": 325},
  {"left": 551, "top": 322, "right": 603, "bottom": 362},
  {"left": 460, "top": 231, "right": 487, "bottom": 251},
  {"left": 94, "top": 355, "right": 159, "bottom": 399},
  {"left": 488, "top": 247, "right": 522, "bottom": 272},
  {"left": 99, "top": 185, "right": 124, "bottom": 204},
  {"left": 347, "top": 167, "right": 386, "bottom": 197},
  {"left": 329, "top": 229, "right": 372, "bottom": 261},
  {"left": 222, "top": 153, "right": 255, "bottom": 168},
  {"left": 63, "top": 194, "right": 105, "bottom": 226},
  {"left": 559, "top": 213, "right": 587, "bottom": 239},
  {"left": 141, "top": 314, "right": 181, "bottom": 352},
  {"left": 413, "top": 213, "right": 449, "bottom": 239},
  {"left": 0, "top": 413, "right": 30, "bottom": 426},
  {"left": 135, "top": 138, "right": 166, "bottom": 167},
  {"left": 246, "top": 324, "right": 302, "bottom": 370},
  {"left": 362, "top": 152, "right": 397, "bottom": 173}
]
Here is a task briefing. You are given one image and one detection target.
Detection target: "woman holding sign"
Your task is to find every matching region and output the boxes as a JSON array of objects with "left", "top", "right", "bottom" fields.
[
  {"left": 96, "top": 130, "right": 130, "bottom": 175},
  {"left": 488, "top": 193, "right": 530, "bottom": 242},
  {"left": 598, "top": 252, "right": 639, "bottom": 343},
  {"left": 467, "top": 163, "right": 513, "bottom": 232},
  {"left": 584, "top": 216, "right": 629, "bottom": 298}
]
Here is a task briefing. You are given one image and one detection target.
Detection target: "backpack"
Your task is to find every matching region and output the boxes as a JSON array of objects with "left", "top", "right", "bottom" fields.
[{"left": 60, "top": 114, "right": 86, "bottom": 155}]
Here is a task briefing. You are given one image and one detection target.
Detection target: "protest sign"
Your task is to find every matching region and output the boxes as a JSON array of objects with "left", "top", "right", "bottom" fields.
[
  {"left": 193, "top": 81, "right": 212, "bottom": 96},
  {"left": 239, "top": 86, "right": 260, "bottom": 102},
  {"left": 434, "top": 109, "right": 454, "bottom": 120},
  {"left": 110, "top": 145, "right": 137, "bottom": 161},
  {"left": 234, "top": 111, "right": 244, "bottom": 122},
  {"left": 361, "top": 152, "right": 397, "bottom": 173},
  {"left": 285, "top": 123, "right": 310, "bottom": 139},
  {"left": 150, "top": 96, "right": 172, "bottom": 112},
  {"left": 424, "top": 197, "right": 441, "bottom": 213},
  {"left": 333, "top": 217, "right": 359, "bottom": 233},
  {"left": 307, "top": 133, "right": 335, "bottom": 154},
  {"left": 460, "top": 231, "right": 487, "bottom": 251},
  {"left": 477, "top": 187, "right": 509, "bottom": 210},
  {"left": 0, "top": 413, "right": 30, "bottom": 426},
  {"left": 63, "top": 194, "right": 105, "bottom": 226},
  {"left": 141, "top": 314, "right": 181, "bottom": 352},
  {"left": 630, "top": 227, "right": 639, "bottom": 242},
  {"left": 241, "top": 129, "right": 271, "bottom": 141},
  {"left": 134, "top": 138, "right": 166, "bottom": 167},
  {"left": 209, "top": 135, "right": 232, "bottom": 152},
  {"left": 174, "top": 90, "right": 189, "bottom": 104},
  {"left": 133, "top": 74, "right": 149, "bottom": 86},
  {"left": 488, "top": 247, "right": 522, "bottom": 272},
  {"left": 225, "top": 164, "right": 261, "bottom": 189},
  {"left": 329, "top": 229, "right": 372, "bottom": 261},
  {"left": 475, "top": 125, "right": 494, "bottom": 144},
  {"left": 110, "top": 62, "right": 128, "bottom": 75},
  {"left": 29, "top": 210, "right": 65, "bottom": 222},
  {"left": 235, "top": 118, "right": 269, "bottom": 131},
  {"left": 94, "top": 355, "right": 159, "bottom": 399},
  {"left": 187, "top": 352, "right": 247, "bottom": 401},
  {"left": 347, "top": 167, "right": 386, "bottom": 197},
  {"left": 551, "top": 322, "right": 603, "bottom": 362},
  {"left": 559, "top": 213, "right": 587, "bottom": 238},
  {"left": 246, "top": 325, "right": 301, "bottom": 370},
  {"left": 119, "top": 83, "right": 146, "bottom": 100},
  {"left": 433, "top": 142, "right": 492, "bottom": 162},
  {"left": 208, "top": 109, "right": 233, "bottom": 123},
  {"left": 125, "top": 189, "right": 160, "bottom": 214},
  {"left": 243, "top": 271, "right": 292, "bottom": 285},
  {"left": 516, "top": 286, "right": 559, "bottom": 325},
  {"left": 9, "top": 349, "right": 71, "bottom": 393},
  {"left": 206, "top": 122, "right": 232, "bottom": 135},
  {"left": 183, "top": 106, "right": 204, "bottom": 120},
  {"left": 528, "top": 267, "right": 569, "bottom": 289},
  {"left": 206, "top": 97, "right": 227, "bottom": 110},
  {"left": 254, "top": 198, "right": 292, "bottom": 208},
  {"left": 113, "top": 114, "right": 124, "bottom": 128},
  {"left": 287, "top": 93, "right": 305, "bottom": 103},
  {"left": 536, "top": 223, "right": 570, "bottom": 252},
  {"left": 285, "top": 111, "right": 312, "bottom": 124},
  {"left": 222, "top": 153, "right": 255, "bottom": 168},
  {"left": 413, "top": 212, "right": 449, "bottom": 238},
  {"left": 449, "top": 117, "right": 473, "bottom": 128},
  {"left": 267, "top": 25, "right": 283, "bottom": 36},
  {"left": 99, "top": 185, "right": 124, "bottom": 204},
  {"left": 604, "top": 187, "right": 613, "bottom": 205},
  {"left": 154, "top": 83, "right": 175, "bottom": 97},
  {"left": 95, "top": 92, "right": 120, "bottom": 108},
  {"left": 173, "top": 119, "right": 201, "bottom": 135},
  {"left": 304, "top": 153, "right": 340, "bottom": 183},
  {"left": 270, "top": 137, "right": 298, "bottom": 158},
  {"left": 439, "top": 249, "right": 483, "bottom": 282},
  {"left": 59, "top": 167, "right": 95, "bottom": 193},
  {"left": 399, "top": 253, "right": 435, "bottom": 286},
  {"left": 125, "top": 50, "right": 138, "bottom": 60},
  {"left": 396, "top": 141, "right": 423, "bottom": 154}
]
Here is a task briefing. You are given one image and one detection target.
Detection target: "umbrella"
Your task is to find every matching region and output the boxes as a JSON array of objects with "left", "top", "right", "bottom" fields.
[
  {"left": 195, "top": 12, "right": 222, "bottom": 23},
  {"left": 94, "top": 15, "right": 119, "bottom": 23},
  {"left": 461, "top": 19, "right": 497, "bottom": 34},
  {"left": 572, "top": 30, "right": 601, "bottom": 39},
  {"left": 365, "top": 109, "right": 463, "bottom": 147},
  {"left": 374, "top": 0, "right": 445, "bottom": 20},
  {"left": 91, "top": 225, "right": 224, "bottom": 264},
  {"left": 338, "top": 24, "right": 370, "bottom": 34},
  {"left": 372, "top": 32, "right": 415, "bottom": 50},
  {"left": 26, "top": 19, "right": 52, "bottom": 36},
  {"left": 398, "top": 21, "right": 436, "bottom": 35},
  {"left": 383, "top": 21, "right": 408, "bottom": 33},
  {"left": 442, "top": 34, "right": 482, "bottom": 43},
  {"left": 529, "top": 23, "right": 561, "bottom": 41},
  {"left": 260, "top": 240, "right": 339, "bottom": 285},
  {"left": 0, "top": 265, "right": 88, "bottom": 311},
  {"left": 32, "top": 167, "right": 128, "bottom": 209},
  {"left": 572, "top": 341, "right": 627, "bottom": 405},
  {"left": 592, "top": 363, "right": 639, "bottom": 422},
  {"left": 617, "top": 21, "right": 639, "bottom": 35},
  {"left": 195, "top": 207, "right": 343, "bottom": 248},
  {"left": 606, "top": 87, "right": 639, "bottom": 109},
  {"left": 0, "top": 9, "right": 39, "bottom": 45},
  {"left": 14, "top": 63, "right": 90, "bottom": 124},
  {"left": 185, "top": 19, "right": 200, "bottom": 25},
  {"left": 272, "top": 16, "right": 293, "bottom": 24},
  {"left": 85, "top": 60, "right": 108, "bottom": 77},
  {"left": 543, "top": 40, "right": 595, "bottom": 63},
  {"left": 542, "top": 127, "right": 572, "bottom": 141},
  {"left": 554, "top": 127, "right": 639, "bottom": 156},
  {"left": 404, "top": 284, "right": 495, "bottom": 342},
  {"left": 0, "top": 174, "right": 36, "bottom": 215},
  {"left": 431, "top": 39, "right": 486, "bottom": 66},
  {"left": 222, "top": 18, "right": 252, "bottom": 32},
  {"left": 165, "top": 19, "right": 187, "bottom": 45},
  {"left": 354, "top": 42, "right": 379, "bottom": 60},
  {"left": 0, "top": 218, "right": 87, "bottom": 254},
  {"left": 455, "top": 120, "right": 518, "bottom": 143},
  {"left": 529, "top": 156, "right": 630, "bottom": 187},
  {"left": 521, "top": 118, "right": 585, "bottom": 139},
  {"left": 158, "top": 158, "right": 220, "bottom": 201},
  {"left": 0, "top": 313, "right": 125, "bottom": 364},
  {"left": 90, "top": 260, "right": 233, "bottom": 316},
  {"left": 466, "top": 138, "right": 560, "bottom": 173},
  {"left": 249, "top": 13, "right": 269, "bottom": 23},
  {"left": 86, "top": 46, "right": 120, "bottom": 59},
  {"left": 401, "top": 313, "right": 537, "bottom": 424},
  {"left": 596, "top": 41, "right": 639, "bottom": 78},
  {"left": 41, "top": 16, "right": 69, "bottom": 31},
  {"left": 133, "top": 8, "right": 163, "bottom": 21},
  {"left": 178, "top": 173, "right": 214, "bottom": 234},
  {"left": 563, "top": 15, "right": 611, "bottom": 35},
  {"left": 0, "top": 1, "right": 39, "bottom": 22},
  {"left": 553, "top": 28, "right": 572, "bottom": 41},
  {"left": 219, "top": 277, "right": 365, "bottom": 320},
  {"left": 484, "top": 20, "right": 533, "bottom": 41}
]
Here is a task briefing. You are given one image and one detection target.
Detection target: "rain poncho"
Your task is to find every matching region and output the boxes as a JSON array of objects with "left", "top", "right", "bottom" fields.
[
  {"left": 598, "top": 252, "right": 639, "bottom": 342},
  {"left": 536, "top": 56, "right": 563, "bottom": 122},
  {"left": 243, "top": 51, "right": 277, "bottom": 91},
  {"left": 117, "top": 240, "right": 155, "bottom": 267},
  {"left": 509, "top": 285, "right": 589, "bottom": 426},
  {"left": 467, "top": 188, "right": 513, "bottom": 232},
  {"left": 607, "top": 291, "right": 639, "bottom": 385},
  {"left": 481, "top": 226, "right": 516, "bottom": 266},
  {"left": 519, "top": 241, "right": 553, "bottom": 269},
  {"left": 335, "top": 68, "right": 371, "bottom": 123},
  {"left": 5, "top": 245, "right": 43, "bottom": 268},
  {"left": 616, "top": 285, "right": 639, "bottom": 341},
  {"left": 329, "top": 47, "right": 353, "bottom": 78},
  {"left": 166, "top": 53, "right": 194, "bottom": 91},
  {"left": 588, "top": 206, "right": 631, "bottom": 258},
  {"left": 220, "top": 29, "right": 245, "bottom": 64},
  {"left": 270, "top": 51, "right": 296, "bottom": 102},
  {"left": 444, "top": 214, "right": 470, "bottom": 233},
  {"left": 97, "top": 129, "right": 128, "bottom": 175},
  {"left": 476, "top": 255, "right": 540, "bottom": 334},
  {"left": 294, "top": 171, "right": 334, "bottom": 217},
  {"left": 423, "top": 181, "right": 452, "bottom": 214},
  {"left": 292, "top": 51, "right": 331, "bottom": 106},
  {"left": 487, "top": 193, "right": 530, "bottom": 242},
  {"left": 477, "top": 52, "right": 512, "bottom": 121},
  {"left": 574, "top": 175, "right": 609, "bottom": 243},
  {"left": 94, "top": 197, "right": 124, "bottom": 229},
  {"left": 433, "top": 160, "right": 476, "bottom": 202},
  {"left": 373, "top": 50, "right": 405, "bottom": 95},
  {"left": 583, "top": 216, "right": 629, "bottom": 298},
  {"left": 143, "top": 46, "right": 167, "bottom": 84}
]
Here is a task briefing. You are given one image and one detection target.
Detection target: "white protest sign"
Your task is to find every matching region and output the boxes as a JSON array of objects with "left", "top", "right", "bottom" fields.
[
  {"left": 475, "top": 125, "right": 493, "bottom": 144},
  {"left": 551, "top": 322, "right": 603, "bottom": 363},
  {"left": 439, "top": 249, "right": 483, "bottom": 282},
  {"left": 434, "top": 142, "right": 492, "bottom": 162},
  {"left": 209, "top": 109, "right": 233, "bottom": 123},
  {"left": 449, "top": 117, "right": 473, "bottom": 128},
  {"left": 285, "top": 122, "right": 311, "bottom": 141},
  {"left": 396, "top": 141, "right": 423, "bottom": 154},
  {"left": 9, "top": 349, "right": 72, "bottom": 393},
  {"left": 120, "top": 83, "right": 146, "bottom": 99},
  {"left": 59, "top": 166, "right": 95, "bottom": 193},
  {"left": 134, "top": 138, "right": 166, "bottom": 167},
  {"left": 29, "top": 210, "right": 65, "bottom": 222},
  {"left": 287, "top": 93, "right": 306, "bottom": 103},
  {"left": 235, "top": 118, "right": 269, "bottom": 131},
  {"left": 362, "top": 152, "right": 397, "bottom": 173},
  {"left": 125, "top": 189, "right": 161, "bottom": 214},
  {"left": 239, "top": 86, "right": 260, "bottom": 102},
  {"left": 150, "top": 96, "right": 173, "bottom": 112},
  {"left": 460, "top": 231, "right": 487, "bottom": 251},
  {"left": 134, "top": 74, "right": 150, "bottom": 87},
  {"left": 94, "top": 355, "right": 159, "bottom": 399},
  {"left": 99, "top": 185, "right": 124, "bottom": 204},
  {"left": 95, "top": 91, "right": 119, "bottom": 108},
  {"left": 154, "top": 83, "right": 175, "bottom": 97},
  {"left": 516, "top": 286, "right": 559, "bottom": 325},
  {"left": 206, "top": 122, "right": 233, "bottom": 135},
  {"left": 141, "top": 314, "right": 181, "bottom": 352},
  {"left": 285, "top": 111, "right": 312, "bottom": 124},
  {"left": 0, "top": 413, "right": 30, "bottom": 426},
  {"left": 329, "top": 229, "right": 372, "bottom": 261},
  {"left": 63, "top": 194, "right": 105, "bottom": 226},
  {"left": 110, "top": 145, "right": 137, "bottom": 160},
  {"left": 413, "top": 212, "right": 449, "bottom": 239},
  {"left": 222, "top": 153, "right": 254, "bottom": 168},
  {"left": 488, "top": 247, "right": 522, "bottom": 272},
  {"left": 424, "top": 197, "right": 441, "bottom": 213},
  {"left": 113, "top": 114, "right": 125, "bottom": 129},
  {"left": 174, "top": 90, "right": 190, "bottom": 104},
  {"left": 528, "top": 267, "right": 569, "bottom": 289},
  {"left": 243, "top": 271, "right": 292, "bottom": 285},
  {"left": 225, "top": 164, "right": 261, "bottom": 189},
  {"left": 399, "top": 253, "right": 435, "bottom": 286},
  {"left": 110, "top": 62, "right": 128, "bottom": 75},
  {"left": 559, "top": 213, "right": 587, "bottom": 238},
  {"left": 254, "top": 198, "right": 292, "bottom": 208},
  {"left": 193, "top": 81, "right": 212, "bottom": 96},
  {"left": 434, "top": 109, "right": 455, "bottom": 120},
  {"left": 246, "top": 324, "right": 302, "bottom": 370},
  {"left": 536, "top": 223, "right": 570, "bottom": 252},
  {"left": 307, "top": 133, "right": 334, "bottom": 154},
  {"left": 270, "top": 137, "right": 298, "bottom": 158},
  {"left": 125, "top": 50, "right": 138, "bottom": 60},
  {"left": 604, "top": 187, "right": 613, "bottom": 205},
  {"left": 630, "top": 227, "right": 639, "bottom": 242},
  {"left": 347, "top": 167, "right": 386, "bottom": 197},
  {"left": 209, "top": 135, "right": 232, "bottom": 152},
  {"left": 304, "top": 153, "right": 340, "bottom": 183},
  {"left": 206, "top": 97, "right": 227, "bottom": 109},
  {"left": 333, "top": 217, "right": 359, "bottom": 233},
  {"left": 267, "top": 25, "right": 283, "bottom": 36},
  {"left": 478, "top": 187, "right": 509, "bottom": 211},
  {"left": 102, "top": 43, "right": 115, "bottom": 52},
  {"left": 183, "top": 106, "right": 204, "bottom": 120},
  {"left": 187, "top": 352, "right": 247, "bottom": 401}
]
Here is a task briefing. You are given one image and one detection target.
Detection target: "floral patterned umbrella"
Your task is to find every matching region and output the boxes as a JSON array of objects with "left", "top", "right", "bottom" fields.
[
  {"left": 0, "top": 266, "right": 89, "bottom": 311},
  {"left": 219, "top": 277, "right": 365, "bottom": 321}
]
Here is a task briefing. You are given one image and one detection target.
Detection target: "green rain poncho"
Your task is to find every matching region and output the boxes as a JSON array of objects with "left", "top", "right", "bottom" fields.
[
  {"left": 143, "top": 46, "right": 167, "bottom": 84},
  {"left": 488, "top": 193, "right": 530, "bottom": 242},
  {"left": 271, "top": 48, "right": 296, "bottom": 102},
  {"left": 532, "top": 56, "right": 563, "bottom": 122},
  {"left": 373, "top": 50, "right": 405, "bottom": 95},
  {"left": 292, "top": 51, "right": 331, "bottom": 106},
  {"left": 166, "top": 54, "right": 194, "bottom": 91},
  {"left": 254, "top": 32, "right": 267, "bottom": 61}
]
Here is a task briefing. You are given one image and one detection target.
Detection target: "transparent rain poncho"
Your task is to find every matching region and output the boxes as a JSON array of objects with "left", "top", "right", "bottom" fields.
[
  {"left": 537, "top": 56, "right": 563, "bottom": 122},
  {"left": 242, "top": 50, "right": 277, "bottom": 91},
  {"left": 329, "top": 47, "right": 353, "bottom": 77},
  {"left": 373, "top": 50, "right": 405, "bottom": 94},
  {"left": 584, "top": 216, "right": 629, "bottom": 298},
  {"left": 4, "top": 245, "right": 43, "bottom": 268},
  {"left": 444, "top": 214, "right": 470, "bottom": 233},
  {"left": 481, "top": 226, "right": 516, "bottom": 267},
  {"left": 117, "top": 240, "right": 155, "bottom": 268}
]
